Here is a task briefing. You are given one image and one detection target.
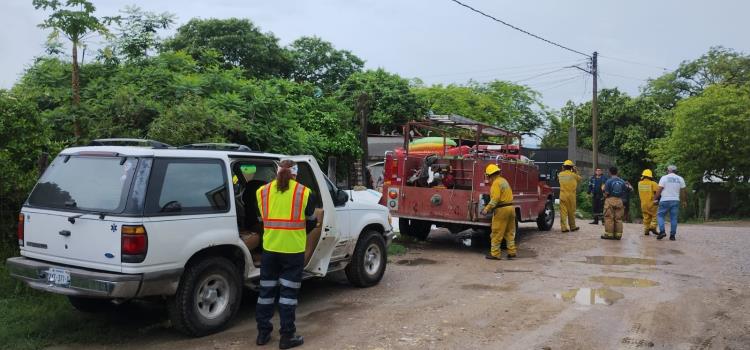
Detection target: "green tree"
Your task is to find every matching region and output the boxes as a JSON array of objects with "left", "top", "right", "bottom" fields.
[
  {"left": 643, "top": 47, "right": 750, "bottom": 108},
  {"left": 163, "top": 18, "right": 293, "bottom": 78},
  {"left": 112, "top": 6, "right": 174, "bottom": 62},
  {"left": 654, "top": 84, "right": 750, "bottom": 191},
  {"left": 337, "top": 69, "right": 424, "bottom": 133},
  {"left": 413, "top": 80, "right": 546, "bottom": 135},
  {"left": 32, "top": 0, "right": 115, "bottom": 138},
  {"left": 539, "top": 104, "right": 573, "bottom": 148},
  {"left": 0, "top": 91, "right": 56, "bottom": 245},
  {"left": 290, "top": 36, "right": 364, "bottom": 93}
]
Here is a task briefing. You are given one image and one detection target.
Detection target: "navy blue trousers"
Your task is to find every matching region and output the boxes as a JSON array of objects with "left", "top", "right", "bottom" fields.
[{"left": 256, "top": 251, "right": 304, "bottom": 336}]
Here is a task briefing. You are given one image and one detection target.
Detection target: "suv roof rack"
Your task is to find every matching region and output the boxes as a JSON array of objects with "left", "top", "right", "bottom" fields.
[
  {"left": 178, "top": 143, "right": 254, "bottom": 152},
  {"left": 89, "top": 138, "right": 172, "bottom": 149}
]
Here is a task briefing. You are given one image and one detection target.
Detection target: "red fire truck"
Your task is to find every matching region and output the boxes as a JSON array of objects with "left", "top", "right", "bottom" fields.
[{"left": 381, "top": 115, "right": 555, "bottom": 240}]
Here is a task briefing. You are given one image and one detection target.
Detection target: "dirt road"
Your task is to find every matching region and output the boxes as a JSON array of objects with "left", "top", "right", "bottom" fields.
[{"left": 53, "top": 220, "right": 750, "bottom": 350}]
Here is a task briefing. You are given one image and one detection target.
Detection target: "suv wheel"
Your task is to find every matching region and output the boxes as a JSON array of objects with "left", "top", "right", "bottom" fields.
[
  {"left": 536, "top": 199, "right": 555, "bottom": 231},
  {"left": 399, "top": 218, "right": 431, "bottom": 240},
  {"left": 346, "top": 230, "right": 387, "bottom": 287},
  {"left": 168, "top": 257, "right": 242, "bottom": 336}
]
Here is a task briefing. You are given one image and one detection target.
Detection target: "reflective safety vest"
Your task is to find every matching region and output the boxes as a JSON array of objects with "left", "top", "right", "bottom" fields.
[{"left": 256, "top": 179, "right": 310, "bottom": 254}]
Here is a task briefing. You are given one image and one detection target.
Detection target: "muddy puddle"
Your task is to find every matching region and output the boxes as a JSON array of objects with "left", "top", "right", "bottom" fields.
[
  {"left": 589, "top": 276, "right": 659, "bottom": 287},
  {"left": 396, "top": 258, "right": 438, "bottom": 266},
  {"left": 584, "top": 256, "right": 671, "bottom": 266},
  {"left": 555, "top": 287, "right": 624, "bottom": 306}
]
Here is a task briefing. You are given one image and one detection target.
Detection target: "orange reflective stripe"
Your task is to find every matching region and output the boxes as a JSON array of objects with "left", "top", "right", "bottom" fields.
[
  {"left": 291, "top": 184, "right": 305, "bottom": 220},
  {"left": 261, "top": 183, "right": 271, "bottom": 219},
  {"left": 289, "top": 182, "right": 300, "bottom": 220}
]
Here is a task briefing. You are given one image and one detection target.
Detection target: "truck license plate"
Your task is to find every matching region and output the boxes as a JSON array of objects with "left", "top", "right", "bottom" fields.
[{"left": 47, "top": 268, "right": 70, "bottom": 287}]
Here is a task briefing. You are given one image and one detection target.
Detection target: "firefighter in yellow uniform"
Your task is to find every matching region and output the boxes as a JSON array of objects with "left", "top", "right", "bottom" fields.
[
  {"left": 558, "top": 160, "right": 582, "bottom": 232},
  {"left": 638, "top": 169, "right": 659, "bottom": 236},
  {"left": 481, "top": 164, "right": 516, "bottom": 260}
]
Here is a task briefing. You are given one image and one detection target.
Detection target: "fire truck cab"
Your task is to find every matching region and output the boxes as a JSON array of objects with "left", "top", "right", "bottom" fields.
[{"left": 382, "top": 115, "right": 555, "bottom": 240}]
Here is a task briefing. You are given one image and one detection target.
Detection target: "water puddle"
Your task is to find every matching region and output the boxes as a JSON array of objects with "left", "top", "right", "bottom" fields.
[
  {"left": 555, "top": 287, "right": 624, "bottom": 306},
  {"left": 584, "top": 256, "right": 671, "bottom": 266},
  {"left": 396, "top": 258, "right": 438, "bottom": 266},
  {"left": 589, "top": 276, "right": 659, "bottom": 287}
]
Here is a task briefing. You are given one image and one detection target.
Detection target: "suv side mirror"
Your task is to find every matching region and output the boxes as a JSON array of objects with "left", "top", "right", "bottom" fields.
[{"left": 334, "top": 189, "right": 349, "bottom": 206}]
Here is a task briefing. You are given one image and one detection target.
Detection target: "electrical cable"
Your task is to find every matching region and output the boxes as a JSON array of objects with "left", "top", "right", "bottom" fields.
[
  {"left": 420, "top": 59, "right": 587, "bottom": 79},
  {"left": 449, "top": 0, "right": 591, "bottom": 58},
  {"left": 599, "top": 54, "right": 669, "bottom": 71}
]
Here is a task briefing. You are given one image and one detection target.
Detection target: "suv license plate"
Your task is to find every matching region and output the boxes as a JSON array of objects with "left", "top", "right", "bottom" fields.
[{"left": 47, "top": 268, "right": 70, "bottom": 287}]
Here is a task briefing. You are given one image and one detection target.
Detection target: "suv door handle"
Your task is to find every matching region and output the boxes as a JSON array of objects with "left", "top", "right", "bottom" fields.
[{"left": 59, "top": 230, "right": 71, "bottom": 237}]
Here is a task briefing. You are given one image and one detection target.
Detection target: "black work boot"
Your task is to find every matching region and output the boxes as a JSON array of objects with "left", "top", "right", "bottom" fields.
[
  {"left": 657, "top": 232, "right": 667, "bottom": 240},
  {"left": 506, "top": 254, "right": 516, "bottom": 260},
  {"left": 485, "top": 254, "right": 501, "bottom": 260},
  {"left": 669, "top": 234, "right": 676, "bottom": 241},
  {"left": 279, "top": 334, "right": 304, "bottom": 349},
  {"left": 257, "top": 331, "right": 271, "bottom": 346},
  {"left": 649, "top": 228, "right": 659, "bottom": 236}
]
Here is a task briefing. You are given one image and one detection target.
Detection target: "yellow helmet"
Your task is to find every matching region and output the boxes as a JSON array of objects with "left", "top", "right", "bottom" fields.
[
  {"left": 485, "top": 164, "right": 501, "bottom": 176},
  {"left": 563, "top": 160, "right": 575, "bottom": 166},
  {"left": 641, "top": 169, "right": 653, "bottom": 178}
]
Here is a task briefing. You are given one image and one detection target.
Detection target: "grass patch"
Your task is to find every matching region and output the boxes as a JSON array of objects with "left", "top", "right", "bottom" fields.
[
  {"left": 387, "top": 242, "right": 407, "bottom": 256},
  {"left": 0, "top": 246, "right": 143, "bottom": 350}
]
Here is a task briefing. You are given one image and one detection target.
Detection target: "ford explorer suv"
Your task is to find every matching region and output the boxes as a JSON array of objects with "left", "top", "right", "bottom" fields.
[{"left": 7, "top": 140, "right": 394, "bottom": 336}]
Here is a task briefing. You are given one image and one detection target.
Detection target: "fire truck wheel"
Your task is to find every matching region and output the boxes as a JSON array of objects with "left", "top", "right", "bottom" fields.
[
  {"left": 399, "top": 218, "right": 431, "bottom": 240},
  {"left": 536, "top": 199, "right": 555, "bottom": 231}
]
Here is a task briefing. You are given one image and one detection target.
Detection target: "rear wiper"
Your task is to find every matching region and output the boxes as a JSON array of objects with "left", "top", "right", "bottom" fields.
[
  {"left": 64, "top": 200, "right": 77, "bottom": 207},
  {"left": 68, "top": 214, "right": 82, "bottom": 224}
]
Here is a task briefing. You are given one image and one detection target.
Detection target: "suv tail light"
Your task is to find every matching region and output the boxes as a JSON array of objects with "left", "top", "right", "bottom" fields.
[
  {"left": 121, "top": 225, "right": 147, "bottom": 263},
  {"left": 17, "top": 213, "right": 24, "bottom": 247}
]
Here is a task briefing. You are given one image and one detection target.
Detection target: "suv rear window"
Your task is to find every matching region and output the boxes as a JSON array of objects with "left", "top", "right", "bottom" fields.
[
  {"left": 27, "top": 155, "right": 138, "bottom": 213},
  {"left": 144, "top": 158, "right": 229, "bottom": 215}
]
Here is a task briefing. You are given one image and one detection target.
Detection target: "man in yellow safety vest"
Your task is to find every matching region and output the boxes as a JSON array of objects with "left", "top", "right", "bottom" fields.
[
  {"left": 481, "top": 164, "right": 517, "bottom": 260},
  {"left": 255, "top": 159, "right": 314, "bottom": 349}
]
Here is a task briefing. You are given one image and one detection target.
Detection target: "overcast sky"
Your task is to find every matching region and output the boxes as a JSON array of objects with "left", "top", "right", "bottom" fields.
[{"left": 2, "top": 0, "right": 749, "bottom": 110}]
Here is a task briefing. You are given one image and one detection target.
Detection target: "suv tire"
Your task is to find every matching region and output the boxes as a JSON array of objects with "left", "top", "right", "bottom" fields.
[
  {"left": 399, "top": 218, "right": 431, "bottom": 240},
  {"left": 168, "top": 257, "right": 242, "bottom": 337},
  {"left": 346, "top": 230, "right": 387, "bottom": 288},
  {"left": 536, "top": 199, "right": 555, "bottom": 231}
]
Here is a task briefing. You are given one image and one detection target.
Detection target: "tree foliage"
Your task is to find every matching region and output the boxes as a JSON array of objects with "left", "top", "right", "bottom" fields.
[
  {"left": 337, "top": 69, "right": 424, "bottom": 134},
  {"left": 414, "top": 80, "right": 545, "bottom": 136},
  {"left": 110, "top": 6, "right": 174, "bottom": 62},
  {"left": 163, "top": 18, "right": 293, "bottom": 78},
  {"left": 290, "top": 36, "right": 364, "bottom": 93},
  {"left": 653, "top": 84, "right": 750, "bottom": 190}
]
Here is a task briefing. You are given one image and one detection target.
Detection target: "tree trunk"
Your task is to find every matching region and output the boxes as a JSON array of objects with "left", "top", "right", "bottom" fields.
[{"left": 71, "top": 41, "right": 82, "bottom": 138}]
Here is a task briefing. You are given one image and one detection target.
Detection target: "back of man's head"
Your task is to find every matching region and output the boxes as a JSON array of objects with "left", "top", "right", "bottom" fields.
[
  {"left": 667, "top": 165, "right": 677, "bottom": 173},
  {"left": 609, "top": 167, "right": 618, "bottom": 176}
]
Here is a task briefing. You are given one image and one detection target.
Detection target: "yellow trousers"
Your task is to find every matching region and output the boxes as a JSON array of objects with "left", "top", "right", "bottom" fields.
[
  {"left": 604, "top": 197, "right": 624, "bottom": 238},
  {"left": 641, "top": 204, "right": 657, "bottom": 234},
  {"left": 490, "top": 206, "right": 516, "bottom": 257},
  {"left": 559, "top": 191, "right": 577, "bottom": 231}
]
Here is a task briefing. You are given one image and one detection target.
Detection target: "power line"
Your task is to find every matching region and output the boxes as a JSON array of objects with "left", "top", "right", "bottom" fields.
[
  {"left": 539, "top": 76, "right": 583, "bottom": 92},
  {"left": 600, "top": 71, "right": 652, "bottom": 82},
  {"left": 513, "top": 67, "right": 571, "bottom": 83},
  {"left": 599, "top": 54, "right": 669, "bottom": 71},
  {"left": 449, "top": 0, "right": 591, "bottom": 58},
  {"left": 420, "top": 59, "right": 587, "bottom": 79}
]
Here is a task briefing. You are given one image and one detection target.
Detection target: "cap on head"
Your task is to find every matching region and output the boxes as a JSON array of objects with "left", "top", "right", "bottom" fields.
[
  {"left": 563, "top": 160, "right": 574, "bottom": 166},
  {"left": 667, "top": 165, "right": 677, "bottom": 173},
  {"left": 485, "top": 164, "right": 501, "bottom": 176},
  {"left": 641, "top": 169, "right": 653, "bottom": 178}
]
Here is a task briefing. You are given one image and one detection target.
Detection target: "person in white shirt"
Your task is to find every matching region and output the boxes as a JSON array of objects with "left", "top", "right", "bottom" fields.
[{"left": 654, "top": 165, "right": 687, "bottom": 240}]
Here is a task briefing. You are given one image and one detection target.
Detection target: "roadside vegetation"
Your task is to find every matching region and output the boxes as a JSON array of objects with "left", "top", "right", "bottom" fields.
[{"left": 0, "top": 1, "right": 749, "bottom": 347}]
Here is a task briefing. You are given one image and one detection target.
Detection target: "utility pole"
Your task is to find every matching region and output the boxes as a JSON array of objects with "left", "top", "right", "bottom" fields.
[
  {"left": 356, "top": 93, "right": 370, "bottom": 187},
  {"left": 591, "top": 51, "right": 599, "bottom": 171}
]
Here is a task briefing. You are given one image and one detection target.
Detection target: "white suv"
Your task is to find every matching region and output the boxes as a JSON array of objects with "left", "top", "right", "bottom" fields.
[{"left": 7, "top": 140, "right": 394, "bottom": 336}]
